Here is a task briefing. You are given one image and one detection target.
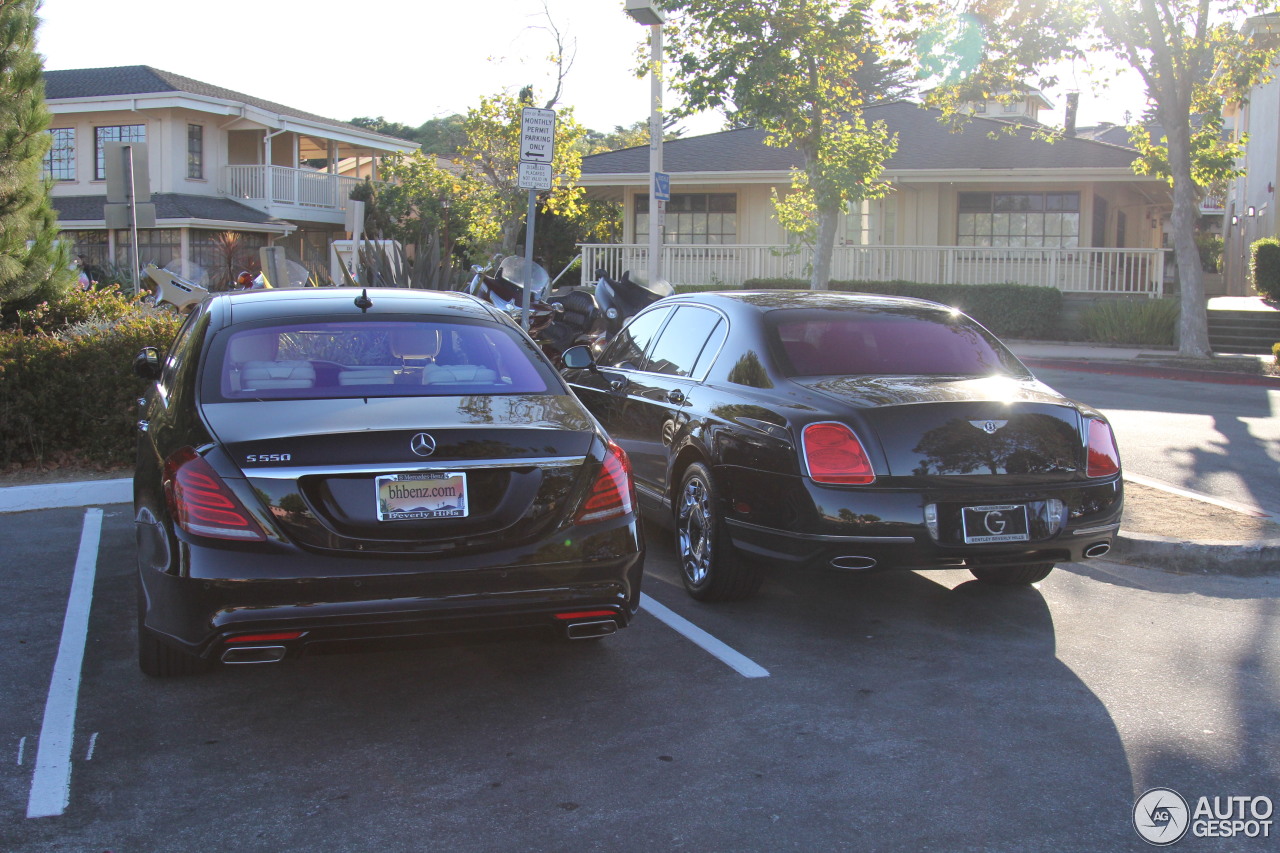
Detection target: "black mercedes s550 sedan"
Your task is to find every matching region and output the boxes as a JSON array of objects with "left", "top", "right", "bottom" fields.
[
  {"left": 561, "top": 291, "right": 1121, "bottom": 602},
  {"left": 132, "top": 287, "right": 643, "bottom": 676}
]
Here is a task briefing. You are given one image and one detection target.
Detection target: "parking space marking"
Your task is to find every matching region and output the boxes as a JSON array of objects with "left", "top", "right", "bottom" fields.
[
  {"left": 640, "top": 593, "right": 769, "bottom": 678},
  {"left": 26, "top": 508, "right": 102, "bottom": 819}
]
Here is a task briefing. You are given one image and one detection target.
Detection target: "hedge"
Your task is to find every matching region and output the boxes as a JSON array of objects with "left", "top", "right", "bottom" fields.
[
  {"left": 1250, "top": 237, "right": 1280, "bottom": 302},
  {"left": 675, "top": 278, "right": 1062, "bottom": 339},
  {"left": 1, "top": 293, "right": 181, "bottom": 468}
]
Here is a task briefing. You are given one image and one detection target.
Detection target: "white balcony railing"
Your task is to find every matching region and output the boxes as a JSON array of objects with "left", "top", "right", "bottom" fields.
[
  {"left": 580, "top": 244, "right": 1166, "bottom": 296},
  {"left": 223, "top": 165, "right": 366, "bottom": 214}
]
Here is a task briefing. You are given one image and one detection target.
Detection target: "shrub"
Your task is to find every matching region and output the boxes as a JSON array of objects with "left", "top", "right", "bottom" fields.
[
  {"left": 1078, "top": 298, "right": 1179, "bottom": 346},
  {"left": 0, "top": 299, "right": 181, "bottom": 468},
  {"left": 730, "top": 278, "right": 1063, "bottom": 339},
  {"left": 1273, "top": 342, "right": 1280, "bottom": 366},
  {"left": 1250, "top": 237, "right": 1280, "bottom": 301}
]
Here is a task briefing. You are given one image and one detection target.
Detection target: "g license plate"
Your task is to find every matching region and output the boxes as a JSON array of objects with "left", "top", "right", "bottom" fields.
[
  {"left": 376, "top": 472, "right": 468, "bottom": 521},
  {"left": 961, "top": 504, "right": 1029, "bottom": 544}
]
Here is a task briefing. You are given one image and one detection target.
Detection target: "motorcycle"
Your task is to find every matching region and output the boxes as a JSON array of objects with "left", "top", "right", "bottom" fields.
[
  {"left": 465, "top": 255, "right": 558, "bottom": 340},
  {"left": 593, "top": 268, "right": 675, "bottom": 346}
]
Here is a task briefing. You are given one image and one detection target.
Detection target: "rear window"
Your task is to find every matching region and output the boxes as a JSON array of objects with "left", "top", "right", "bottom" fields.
[
  {"left": 771, "top": 310, "right": 1027, "bottom": 377},
  {"left": 207, "top": 318, "right": 555, "bottom": 400}
]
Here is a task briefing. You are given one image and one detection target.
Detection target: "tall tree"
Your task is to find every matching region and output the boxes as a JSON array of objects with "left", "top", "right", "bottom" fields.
[
  {"left": 917, "top": 1, "right": 1280, "bottom": 358},
  {"left": 0, "top": 0, "right": 71, "bottom": 311},
  {"left": 660, "top": 0, "right": 902, "bottom": 289}
]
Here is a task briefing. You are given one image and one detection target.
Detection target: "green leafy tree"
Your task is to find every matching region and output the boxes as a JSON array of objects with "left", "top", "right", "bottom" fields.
[
  {"left": 0, "top": 0, "right": 72, "bottom": 312},
  {"left": 458, "top": 89, "right": 588, "bottom": 255},
  {"left": 917, "top": 0, "right": 1280, "bottom": 358},
  {"left": 660, "top": 0, "right": 902, "bottom": 290}
]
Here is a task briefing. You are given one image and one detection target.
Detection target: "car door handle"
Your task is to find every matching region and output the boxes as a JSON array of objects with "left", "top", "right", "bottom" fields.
[
  {"left": 137, "top": 419, "right": 150, "bottom": 433},
  {"left": 607, "top": 375, "right": 628, "bottom": 392},
  {"left": 666, "top": 389, "right": 685, "bottom": 404}
]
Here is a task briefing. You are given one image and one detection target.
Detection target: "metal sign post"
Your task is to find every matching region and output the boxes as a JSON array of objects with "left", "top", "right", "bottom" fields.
[
  {"left": 518, "top": 108, "right": 556, "bottom": 330},
  {"left": 104, "top": 142, "right": 154, "bottom": 295}
]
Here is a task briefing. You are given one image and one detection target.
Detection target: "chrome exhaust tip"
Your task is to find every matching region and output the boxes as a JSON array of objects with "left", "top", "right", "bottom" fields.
[
  {"left": 830, "top": 556, "right": 877, "bottom": 570},
  {"left": 565, "top": 620, "right": 618, "bottom": 640},
  {"left": 221, "top": 645, "right": 288, "bottom": 664},
  {"left": 1084, "top": 542, "right": 1112, "bottom": 559}
]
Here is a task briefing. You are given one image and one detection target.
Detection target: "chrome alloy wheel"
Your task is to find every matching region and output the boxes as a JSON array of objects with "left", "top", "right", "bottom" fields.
[{"left": 678, "top": 474, "right": 713, "bottom": 587}]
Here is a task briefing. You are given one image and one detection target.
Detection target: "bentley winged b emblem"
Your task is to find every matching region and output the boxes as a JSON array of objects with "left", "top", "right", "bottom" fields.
[{"left": 969, "top": 419, "right": 1009, "bottom": 435}]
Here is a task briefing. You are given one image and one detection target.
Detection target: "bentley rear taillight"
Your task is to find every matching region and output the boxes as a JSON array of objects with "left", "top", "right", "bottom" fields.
[
  {"left": 1086, "top": 418, "right": 1121, "bottom": 478},
  {"left": 164, "top": 447, "right": 266, "bottom": 541},
  {"left": 575, "top": 440, "right": 635, "bottom": 523},
  {"left": 803, "top": 422, "right": 876, "bottom": 485}
]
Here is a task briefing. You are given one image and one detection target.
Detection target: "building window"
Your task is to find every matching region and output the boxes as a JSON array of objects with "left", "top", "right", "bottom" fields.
[
  {"left": 188, "top": 124, "right": 204, "bottom": 179},
  {"left": 1002, "top": 101, "right": 1020, "bottom": 114},
  {"left": 975, "top": 103, "right": 987, "bottom": 114},
  {"left": 43, "top": 128, "right": 76, "bottom": 181},
  {"left": 95, "top": 124, "right": 146, "bottom": 180},
  {"left": 635, "top": 193, "right": 737, "bottom": 244},
  {"left": 957, "top": 192, "right": 1080, "bottom": 249}
]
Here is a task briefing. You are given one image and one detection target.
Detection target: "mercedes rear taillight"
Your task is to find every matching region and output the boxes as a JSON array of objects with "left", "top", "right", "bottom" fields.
[
  {"left": 575, "top": 440, "right": 635, "bottom": 523},
  {"left": 163, "top": 447, "right": 266, "bottom": 541},
  {"left": 1085, "top": 418, "right": 1121, "bottom": 478},
  {"left": 803, "top": 422, "right": 876, "bottom": 485}
]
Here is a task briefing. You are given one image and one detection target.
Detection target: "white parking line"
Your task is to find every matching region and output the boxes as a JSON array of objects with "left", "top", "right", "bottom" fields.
[
  {"left": 640, "top": 593, "right": 769, "bottom": 678},
  {"left": 26, "top": 508, "right": 102, "bottom": 819}
]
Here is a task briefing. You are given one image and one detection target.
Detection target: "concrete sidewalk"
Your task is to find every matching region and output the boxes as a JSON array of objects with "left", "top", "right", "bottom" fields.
[{"left": 1008, "top": 340, "right": 1280, "bottom": 387}]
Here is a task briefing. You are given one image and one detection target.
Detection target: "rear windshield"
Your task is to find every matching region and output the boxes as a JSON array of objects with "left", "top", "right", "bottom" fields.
[
  {"left": 207, "top": 318, "right": 556, "bottom": 400},
  {"left": 770, "top": 309, "right": 1028, "bottom": 377}
]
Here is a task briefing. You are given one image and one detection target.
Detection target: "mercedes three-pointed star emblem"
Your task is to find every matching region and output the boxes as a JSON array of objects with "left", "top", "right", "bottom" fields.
[{"left": 410, "top": 432, "right": 437, "bottom": 457}]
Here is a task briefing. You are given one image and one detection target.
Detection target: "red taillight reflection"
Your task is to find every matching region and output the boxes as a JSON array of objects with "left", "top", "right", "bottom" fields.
[
  {"left": 227, "top": 632, "right": 304, "bottom": 643},
  {"left": 575, "top": 441, "right": 635, "bottom": 524},
  {"left": 1086, "top": 418, "right": 1121, "bottom": 478},
  {"left": 164, "top": 447, "right": 266, "bottom": 541},
  {"left": 803, "top": 422, "right": 876, "bottom": 485},
  {"left": 554, "top": 611, "right": 616, "bottom": 620}
]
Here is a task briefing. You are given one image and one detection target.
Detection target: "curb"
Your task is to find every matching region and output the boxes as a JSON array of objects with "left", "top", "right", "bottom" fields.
[
  {"left": 1110, "top": 530, "right": 1280, "bottom": 577},
  {"left": 0, "top": 478, "right": 131, "bottom": 513},
  {"left": 1021, "top": 358, "right": 1280, "bottom": 388}
]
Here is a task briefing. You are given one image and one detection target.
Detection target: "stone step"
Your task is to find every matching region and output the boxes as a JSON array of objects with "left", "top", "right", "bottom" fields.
[{"left": 1207, "top": 309, "right": 1280, "bottom": 354}]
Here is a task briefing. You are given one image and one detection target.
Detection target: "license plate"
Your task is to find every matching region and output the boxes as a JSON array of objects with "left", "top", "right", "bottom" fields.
[
  {"left": 961, "top": 504, "right": 1029, "bottom": 544},
  {"left": 376, "top": 472, "right": 468, "bottom": 521}
]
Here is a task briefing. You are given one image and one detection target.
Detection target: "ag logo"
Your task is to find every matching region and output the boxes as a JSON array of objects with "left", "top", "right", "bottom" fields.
[{"left": 1133, "top": 787, "right": 1190, "bottom": 845}]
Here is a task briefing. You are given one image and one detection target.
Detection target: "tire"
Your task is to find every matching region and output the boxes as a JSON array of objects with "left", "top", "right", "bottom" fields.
[
  {"left": 675, "top": 463, "right": 762, "bottom": 602},
  {"left": 137, "top": 582, "right": 210, "bottom": 677},
  {"left": 969, "top": 562, "right": 1055, "bottom": 585}
]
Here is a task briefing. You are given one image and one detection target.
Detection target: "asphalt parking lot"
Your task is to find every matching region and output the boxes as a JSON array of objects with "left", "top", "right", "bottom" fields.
[{"left": 4, "top": 504, "right": 1279, "bottom": 852}]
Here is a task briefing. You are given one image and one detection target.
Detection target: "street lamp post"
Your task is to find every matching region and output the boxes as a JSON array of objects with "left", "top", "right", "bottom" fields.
[{"left": 625, "top": 0, "right": 665, "bottom": 286}]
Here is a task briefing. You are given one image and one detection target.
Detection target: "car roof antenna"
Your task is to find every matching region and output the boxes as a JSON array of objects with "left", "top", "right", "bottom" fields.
[{"left": 354, "top": 288, "right": 373, "bottom": 313}]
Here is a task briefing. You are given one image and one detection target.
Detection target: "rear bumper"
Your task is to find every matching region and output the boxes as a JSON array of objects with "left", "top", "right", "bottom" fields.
[
  {"left": 723, "top": 477, "right": 1122, "bottom": 573},
  {"left": 138, "top": 518, "right": 643, "bottom": 659}
]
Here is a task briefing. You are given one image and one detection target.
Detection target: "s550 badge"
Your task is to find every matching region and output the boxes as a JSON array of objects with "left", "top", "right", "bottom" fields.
[{"left": 245, "top": 453, "right": 292, "bottom": 463}]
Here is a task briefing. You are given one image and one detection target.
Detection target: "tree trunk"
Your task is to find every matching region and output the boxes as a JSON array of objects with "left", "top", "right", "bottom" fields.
[
  {"left": 810, "top": 200, "right": 840, "bottom": 291},
  {"left": 1164, "top": 122, "right": 1212, "bottom": 357}
]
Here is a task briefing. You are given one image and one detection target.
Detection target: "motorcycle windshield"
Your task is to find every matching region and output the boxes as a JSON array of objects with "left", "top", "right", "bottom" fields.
[
  {"left": 498, "top": 256, "right": 551, "bottom": 299},
  {"left": 621, "top": 271, "right": 675, "bottom": 298}
]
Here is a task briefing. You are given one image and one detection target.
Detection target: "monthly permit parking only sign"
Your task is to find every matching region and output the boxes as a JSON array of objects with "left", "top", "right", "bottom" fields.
[{"left": 520, "top": 107, "right": 556, "bottom": 164}]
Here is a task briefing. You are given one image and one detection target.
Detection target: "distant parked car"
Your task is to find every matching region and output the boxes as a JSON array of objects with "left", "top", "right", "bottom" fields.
[
  {"left": 132, "top": 287, "right": 643, "bottom": 676},
  {"left": 561, "top": 291, "right": 1121, "bottom": 602}
]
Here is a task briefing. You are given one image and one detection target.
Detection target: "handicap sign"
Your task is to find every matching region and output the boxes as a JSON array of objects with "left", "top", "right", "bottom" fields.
[{"left": 654, "top": 171, "right": 670, "bottom": 202}]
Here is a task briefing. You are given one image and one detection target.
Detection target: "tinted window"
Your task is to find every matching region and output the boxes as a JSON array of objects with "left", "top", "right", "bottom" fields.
[
  {"left": 599, "top": 306, "right": 672, "bottom": 370},
  {"left": 772, "top": 310, "right": 1027, "bottom": 377},
  {"left": 646, "top": 306, "right": 723, "bottom": 378},
  {"left": 207, "top": 318, "right": 555, "bottom": 401}
]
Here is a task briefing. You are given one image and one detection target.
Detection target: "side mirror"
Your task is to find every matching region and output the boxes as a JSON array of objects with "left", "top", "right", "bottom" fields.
[
  {"left": 133, "top": 347, "right": 162, "bottom": 381},
  {"left": 561, "top": 344, "right": 596, "bottom": 371}
]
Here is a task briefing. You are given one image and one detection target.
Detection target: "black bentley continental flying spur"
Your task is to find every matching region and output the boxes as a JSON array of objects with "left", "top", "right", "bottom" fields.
[{"left": 562, "top": 291, "right": 1121, "bottom": 602}]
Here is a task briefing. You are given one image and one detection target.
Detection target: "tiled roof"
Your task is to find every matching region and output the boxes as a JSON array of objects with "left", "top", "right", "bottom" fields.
[
  {"left": 43, "top": 66, "right": 396, "bottom": 140},
  {"left": 582, "top": 101, "right": 1144, "bottom": 176},
  {"left": 52, "top": 194, "right": 289, "bottom": 228}
]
